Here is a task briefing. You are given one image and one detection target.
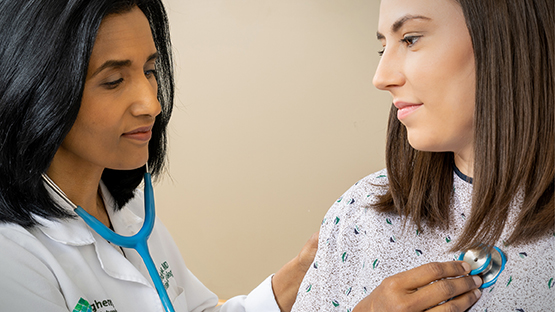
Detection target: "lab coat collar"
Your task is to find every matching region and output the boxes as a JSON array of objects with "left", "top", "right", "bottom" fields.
[
  {"left": 37, "top": 183, "right": 95, "bottom": 246},
  {"left": 39, "top": 181, "right": 153, "bottom": 287},
  {"left": 37, "top": 181, "right": 145, "bottom": 247}
]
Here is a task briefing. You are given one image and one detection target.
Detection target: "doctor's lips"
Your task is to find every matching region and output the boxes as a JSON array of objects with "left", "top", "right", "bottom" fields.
[
  {"left": 122, "top": 125, "right": 153, "bottom": 142},
  {"left": 394, "top": 101, "right": 423, "bottom": 120}
]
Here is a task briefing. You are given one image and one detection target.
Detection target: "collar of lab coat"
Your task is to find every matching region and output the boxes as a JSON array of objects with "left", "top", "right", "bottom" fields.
[
  {"left": 37, "top": 181, "right": 145, "bottom": 246},
  {"left": 37, "top": 181, "right": 154, "bottom": 287}
]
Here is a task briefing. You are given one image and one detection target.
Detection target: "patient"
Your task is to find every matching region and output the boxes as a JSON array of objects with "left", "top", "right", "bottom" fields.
[{"left": 292, "top": 0, "right": 554, "bottom": 311}]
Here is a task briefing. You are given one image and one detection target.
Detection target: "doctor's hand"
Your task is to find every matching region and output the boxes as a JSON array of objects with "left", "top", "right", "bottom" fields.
[
  {"left": 353, "top": 261, "right": 482, "bottom": 312},
  {"left": 272, "top": 231, "right": 319, "bottom": 312}
]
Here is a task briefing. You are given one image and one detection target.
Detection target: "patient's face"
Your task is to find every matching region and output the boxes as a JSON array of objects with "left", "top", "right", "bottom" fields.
[{"left": 373, "top": 0, "right": 475, "bottom": 160}]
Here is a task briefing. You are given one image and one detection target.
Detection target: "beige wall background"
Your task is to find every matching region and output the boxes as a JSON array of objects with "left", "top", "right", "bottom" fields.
[{"left": 155, "top": 0, "right": 390, "bottom": 300}]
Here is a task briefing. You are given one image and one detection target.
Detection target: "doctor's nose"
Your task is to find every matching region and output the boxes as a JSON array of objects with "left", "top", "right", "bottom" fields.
[
  {"left": 130, "top": 75, "right": 162, "bottom": 118},
  {"left": 373, "top": 52, "right": 405, "bottom": 91}
]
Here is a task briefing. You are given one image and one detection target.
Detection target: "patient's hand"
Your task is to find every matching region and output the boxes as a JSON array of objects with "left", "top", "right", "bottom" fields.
[
  {"left": 296, "top": 231, "right": 319, "bottom": 271},
  {"left": 272, "top": 232, "right": 319, "bottom": 312},
  {"left": 353, "top": 261, "right": 482, "bottom": 312}
]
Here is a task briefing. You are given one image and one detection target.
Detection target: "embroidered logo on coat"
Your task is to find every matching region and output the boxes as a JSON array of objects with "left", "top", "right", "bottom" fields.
[
  {"left": 73, "top": 298, "right": 92, "bottom": 312},
  {"left": 73, "top": 298, "right": 117, "bottom": 312},
  {"left": 159, "top": 261, "right": 175, "bottom": 290}
]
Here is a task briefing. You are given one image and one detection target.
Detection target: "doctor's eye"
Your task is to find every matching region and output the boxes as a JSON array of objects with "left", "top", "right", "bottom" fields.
[
  {"left": 400, "top": 35, "right": 421, "bottom": 47},
  {"left": 145, "top": 69, "right": 157, "bottom": 79},
  {"left": 103, "top": 78, "right": 123, "bottom": 89}
]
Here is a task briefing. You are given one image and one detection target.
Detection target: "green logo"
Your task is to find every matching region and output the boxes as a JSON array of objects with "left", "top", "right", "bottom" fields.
[
  {"left": 73, "top": 297, "right": 117, "bottom": 312},
  {"left": 73, "top": 298, "right": 93, "bottom": 312}
]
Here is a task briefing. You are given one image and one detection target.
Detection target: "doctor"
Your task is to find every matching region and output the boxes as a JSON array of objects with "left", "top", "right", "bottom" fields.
[{"left": 0, "top": 0, "right": 317, "bottom": 311}]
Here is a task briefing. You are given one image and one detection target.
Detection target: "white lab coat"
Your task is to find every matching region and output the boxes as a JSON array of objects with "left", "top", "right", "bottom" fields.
[{"left": 0, "top": 182, "right": 279, "bottom": 312}]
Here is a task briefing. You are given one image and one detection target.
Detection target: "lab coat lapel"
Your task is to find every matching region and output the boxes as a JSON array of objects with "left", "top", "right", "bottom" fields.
[
  {"left": 35, "top": 214, "right": 95, "bottom": 246},
  {"left": 90, "top": 230, "right": 152, "bottom": 287},
  {"left": 95, "top": 183, "right": 154, "bottom": 287},
  {"left": 37, "top": 187, "right": 95, "bottom": 246},
  {"left": 37, "top": 189, "right": 153, "bottom": 287},
  {"left": 107, "top": 211, "right": 153, "bottom": 286}
]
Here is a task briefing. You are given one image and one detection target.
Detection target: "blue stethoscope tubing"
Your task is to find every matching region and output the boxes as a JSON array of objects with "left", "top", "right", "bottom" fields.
[{"left": 42, "top": 171, "right": 175, "bottom": 312}]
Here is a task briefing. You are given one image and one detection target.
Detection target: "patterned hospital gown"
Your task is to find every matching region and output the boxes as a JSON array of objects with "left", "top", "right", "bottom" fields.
[{"left": 292, "top": 169, "right": 554, "bottom": 312}]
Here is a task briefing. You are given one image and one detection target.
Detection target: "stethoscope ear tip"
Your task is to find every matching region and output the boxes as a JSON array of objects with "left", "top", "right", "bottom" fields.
[{"left": 459, "top": 246, "right": 507, "bottom": 288}]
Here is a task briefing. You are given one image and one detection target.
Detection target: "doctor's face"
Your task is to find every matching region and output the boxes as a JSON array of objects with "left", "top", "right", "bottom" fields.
[
  {"left": 373, "top": 0, "right": 475, "bottom": 158},
  {"left": 58, "top": 7, "right": 161, "bottom": 171}
]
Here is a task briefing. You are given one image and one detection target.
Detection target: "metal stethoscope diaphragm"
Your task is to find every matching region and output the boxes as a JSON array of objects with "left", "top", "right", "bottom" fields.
[{"left": 458, "top": 246, "right": 507, "bottom": 288}]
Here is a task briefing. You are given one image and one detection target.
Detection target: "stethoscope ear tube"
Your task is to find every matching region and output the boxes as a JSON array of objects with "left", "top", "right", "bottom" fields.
[{"left": 458, "top": 246, "right": 507, "bottom": 288}]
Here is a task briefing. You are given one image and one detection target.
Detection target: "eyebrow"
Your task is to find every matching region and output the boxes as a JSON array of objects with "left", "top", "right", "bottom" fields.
[
  {"left": 376, "top": 15, "right": 432, "bottom": 40},
  {"left": 90, "top": 52, "right": 159, "bottom": 78}
]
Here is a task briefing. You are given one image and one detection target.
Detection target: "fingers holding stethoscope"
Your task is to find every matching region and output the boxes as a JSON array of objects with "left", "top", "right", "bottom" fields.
[
  {"left": 405, "top": 261, "right": 482, "bottom": 311},
  {"left": 412, "top": 265, "right": 483, "bottom": 311},
  {"left": 352, "top": 261, "right": 483, "bottom": 312}
]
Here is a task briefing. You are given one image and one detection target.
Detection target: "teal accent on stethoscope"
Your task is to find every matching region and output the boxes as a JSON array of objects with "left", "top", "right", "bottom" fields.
[
  {"left": 458, "top": 246, "right": 507, "bottom": 289},
  {"left": 42, "top": 170, "right": 175, "bottom": 312}
]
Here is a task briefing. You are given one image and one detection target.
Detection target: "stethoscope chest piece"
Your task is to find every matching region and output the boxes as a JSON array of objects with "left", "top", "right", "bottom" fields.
[{"left": 458, "top": 246, "right": 507, "bottom": 288}]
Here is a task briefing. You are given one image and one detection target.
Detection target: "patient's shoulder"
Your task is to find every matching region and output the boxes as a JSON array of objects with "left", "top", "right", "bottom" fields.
[
  {"left": 335, "top": 168, "right": 389, "bottom": 206},
  {"left": 321, "top": 169, "right": 390, "bottom": 229},
  {"left": 356, "top": 168, "right": 389, "bottom": 192}
]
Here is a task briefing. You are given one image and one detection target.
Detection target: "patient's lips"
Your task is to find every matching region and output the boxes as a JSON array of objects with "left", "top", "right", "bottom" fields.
[{"left": 394, "top": 101, "right": 423, "bottom": 120}]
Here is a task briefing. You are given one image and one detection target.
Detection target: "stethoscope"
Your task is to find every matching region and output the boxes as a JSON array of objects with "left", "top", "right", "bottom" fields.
[
  {"left": 42, "top": 169, "right": 176, "bottom": 312},
  {"left": 458, "top": 246, "right": 507, "bottom": 288}
]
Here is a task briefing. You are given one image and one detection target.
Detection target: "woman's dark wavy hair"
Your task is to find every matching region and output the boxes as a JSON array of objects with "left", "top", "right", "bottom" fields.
[
  {"left": 374, "top": 0, "right": 554, "bottom": 251},
  {"left": 0, "top": 0, "right": 174, "bottom": 227}
]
